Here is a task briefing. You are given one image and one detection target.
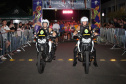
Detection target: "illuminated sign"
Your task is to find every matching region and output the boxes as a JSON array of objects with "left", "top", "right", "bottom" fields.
[{"left": 63, "top": 10, "right": 73, "bottom": 14}]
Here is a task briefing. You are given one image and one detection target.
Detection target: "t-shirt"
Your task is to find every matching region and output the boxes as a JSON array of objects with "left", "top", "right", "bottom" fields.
[
  {"left": 17, "top": 28, "right": 22, "bottom": 36},
  {"left": 74, "top": 25, "right": 78, "bottom": 29},
  {"left": 52, "top": 23, "right": 60, "bottom": 32},
  {"left": 59, "top": 24, "right": 64, "bottom": 32},
  {"left": 4, "top": 25, "right": 10, "bottom": 30},
  {"left": 0, "top": 28, "right": 7, "bottom": 40},
  {"left": 2, "top": 25, "right": 10, "bottom": 40}
]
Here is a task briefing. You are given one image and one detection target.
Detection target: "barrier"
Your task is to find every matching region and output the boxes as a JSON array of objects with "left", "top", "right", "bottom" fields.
[
  {"left": 0, "top": 29, "right": 34, "bottom": 59},
  {"left": 100, "top": 27, "right": 126, "bottom": 55}
]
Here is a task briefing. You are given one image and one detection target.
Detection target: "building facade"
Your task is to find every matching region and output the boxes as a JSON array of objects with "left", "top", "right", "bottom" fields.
[{"left": 101, "top": 0, "right": 126, "bottom": 23}]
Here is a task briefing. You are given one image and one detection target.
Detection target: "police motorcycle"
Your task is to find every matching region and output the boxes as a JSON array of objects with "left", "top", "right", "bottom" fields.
[
  {"left": 50, "top": 28, "right": 59, "bottom": 56},
  {"left": 36, "top": 28, "right": 55, "bottom": 74},
  {"left": 74, "top": 27, "right": 98, "bottom": 74},
  {"left": 51, "top": 35, "right": 57, "bottom": 59}
]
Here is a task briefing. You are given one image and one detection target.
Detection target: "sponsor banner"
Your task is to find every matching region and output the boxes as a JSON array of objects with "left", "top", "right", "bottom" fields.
[
  {"left": 33, "top": 0, "right": 43, "bottom": 33},
  {"left": 42, "top": 0, "right": 91, "bottom": 9},
  {"left": 91, "top": 0, "right": 100, "bottom": 29}
]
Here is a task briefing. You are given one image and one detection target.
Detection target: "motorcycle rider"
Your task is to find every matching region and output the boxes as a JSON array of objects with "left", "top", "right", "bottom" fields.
[
  {"left": 37, "top": 19, "right": 56, "bottom": 61},
  {"left": 52, "top": 20, "right": 60, "bottom": 45},
  {"left": 73, "top": 16, "right": 98, "bottom": 67}
]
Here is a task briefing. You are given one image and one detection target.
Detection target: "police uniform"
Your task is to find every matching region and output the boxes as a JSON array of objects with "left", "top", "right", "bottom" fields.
[{"left": 80, "top": 25, "right": 92, "bottom": 39}]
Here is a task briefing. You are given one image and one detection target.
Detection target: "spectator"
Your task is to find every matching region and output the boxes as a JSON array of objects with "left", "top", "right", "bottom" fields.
[
  {"left": 59, "top": 21, "right": 64, "bottom": 42},
  {"left": 123, "top": 19, "right": 126, "bottom": 30},
  {"left": 0, "top": 27, "right": 4, "bottom": 61},
  {"left": 66, "top": 24, "right": 71, "bottom": 40},
  {"left": 119, "top": 19, "right": 124, "bottom": 28},
  {"left": 18, "top": 22, "right": 23, "bottom": 29},
  {"left": 8, "top": 20, "right": 16, "bottom": 31},
  {"left": 0, "top": 20, "right": 14, "bottom": 59},
  {"left": 28, "top": 21, "right": 32, "bottom": 28},
  {"left": 17, "top": 22, "right": 23, "bottom": 52},
  {"left": 102, "top": 23, "right": 106, "bottom": 28},
  {"left": 60, "top": 27, "right": 65, "bottom": 42},
  {"left": 113, "top": 18, "right": 121, "bottom": 28},
  {"left": 49, "top": 22, "right": 53, "bottom": 29},
  {"left": 70, "top": 22, "right": 75, "bottom": 39},
  {"left": 109, "top": 22, "right": 114, "bottom": 28}
]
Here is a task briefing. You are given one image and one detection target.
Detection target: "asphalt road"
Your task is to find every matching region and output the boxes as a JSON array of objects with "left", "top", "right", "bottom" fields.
[{"left": 0, "top": 42, "right": 126, "bottom": 84}]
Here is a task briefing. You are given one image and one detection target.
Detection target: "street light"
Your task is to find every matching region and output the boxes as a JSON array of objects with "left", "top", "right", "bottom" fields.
[
  {"left": 102, "top": 13, "right": 105, "bottom": 17},
  {"left": 102, "top": 13, "right": 105, "bottom": 26},
  {"left": 62, "top": 10, "right": 73, "bottom": 14}
]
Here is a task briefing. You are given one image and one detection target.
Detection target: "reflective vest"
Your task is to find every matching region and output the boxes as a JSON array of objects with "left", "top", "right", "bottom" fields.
[{"left": 80, "top": 25, "right": 92, "bottom": 39}]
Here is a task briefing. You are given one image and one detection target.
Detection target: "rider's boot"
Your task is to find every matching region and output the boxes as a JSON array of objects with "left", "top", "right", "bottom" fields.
[
  {"left": 51, "top": 44, "right": 56, "bottom": 60},
  {"left": 45, "top": 53, "right": 52, "bottom": 62},
  {"left": 93, "top": 48, "right": 98, "bottom": 67},
  {"left": 73, "top": 46, "right": 78, "bottom": 66},
  {"left": 52, "top": 49, "right": 56, "bottom": 60}
]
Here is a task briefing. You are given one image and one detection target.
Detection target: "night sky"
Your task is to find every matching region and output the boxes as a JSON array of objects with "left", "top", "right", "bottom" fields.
[{"left": 0, "top": 0, "right": 32, "bottom": 15}]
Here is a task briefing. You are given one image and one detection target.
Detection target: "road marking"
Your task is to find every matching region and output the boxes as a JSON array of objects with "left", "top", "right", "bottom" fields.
[
  {"left": 19, "top": 59, "right": 25, "bottom": 61},
  {"left": 10, "top": 59, "right": 15, "bottom": 61},
  {"left": 100, "top": 59, "right": 106, "bottom": 61},
  {"left": 29, "top": 59, "right": 34, "bottom": 61},
  {"left": 57, "top": 59, "right": 64, "bottom": 61},
  {"left": 110, "top": 59, "right": 116, "bottom": 62},
  {"left": 7, "top": 58, "right": 126, "bottom": 62},
  {"left": 68, "top": 59, "right": 74, "bottom": 61},
  {"left": 120, "top": 59, "right": 126, "bottom": 61}
]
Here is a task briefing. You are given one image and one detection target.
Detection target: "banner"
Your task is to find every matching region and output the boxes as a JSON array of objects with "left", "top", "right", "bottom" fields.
[
  {"left": 33, "top": 0, "right": 43, "bottom": 33},
  {"left": 91, "top": 0, "right": 100, "bottom": 29},
  {"left": 42, "top": 0, "right": 91, "bottom": 9}
]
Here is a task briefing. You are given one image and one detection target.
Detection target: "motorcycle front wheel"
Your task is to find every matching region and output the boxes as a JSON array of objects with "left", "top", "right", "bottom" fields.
[
  {"left": 84, "top": 51, "right": 90, "bottom": 74},
  {"left": 37, "top": 52, "right": 45, "bottom": 74}
]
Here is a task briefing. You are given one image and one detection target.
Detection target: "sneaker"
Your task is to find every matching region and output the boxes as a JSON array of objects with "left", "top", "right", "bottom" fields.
[
  {"left": 1, "top": 56, "right": 7, "bottom": 60},
  {"left": 24, "top": 45, "right": 28, "bottom": 47},
  {"left": 17, "top": 49, "right": 21, "bottom": 52}
]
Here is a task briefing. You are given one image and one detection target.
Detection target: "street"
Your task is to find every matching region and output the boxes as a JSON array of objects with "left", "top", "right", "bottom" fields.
[{"left": 0, "top": 42, "right": 126, "bottom": 84}]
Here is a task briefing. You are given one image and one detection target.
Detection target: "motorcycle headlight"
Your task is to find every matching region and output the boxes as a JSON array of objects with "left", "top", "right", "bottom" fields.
[
  {"left": 38, "top": 39, "right": 46, "bottom": 44},
  {"left": 82, "top": 38, "right": 91, "bottom": 43}
]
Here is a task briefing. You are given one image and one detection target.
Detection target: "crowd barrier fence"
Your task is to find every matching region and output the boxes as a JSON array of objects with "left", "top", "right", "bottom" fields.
[
  {"left": 100, "top": 27, "right": 126, "bottom": 55},
  {"left": 0, "top": 29, "right": 34, "bottom": 59}
]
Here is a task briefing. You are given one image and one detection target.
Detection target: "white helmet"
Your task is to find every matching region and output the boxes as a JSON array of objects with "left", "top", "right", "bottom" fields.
[
  {"left": 80, "top": 16, "right": 88, "bottom": 23},
  {"left": 42, "top": 19, "right": 49, "bottom": 27}
]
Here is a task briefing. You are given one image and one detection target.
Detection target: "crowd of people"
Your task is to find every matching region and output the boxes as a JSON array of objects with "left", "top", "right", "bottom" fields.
[
  {"left": 103, "top": 18, "right": 126, "bottom": 30},
  {"left": 50, "top": 20, "right": 81, "bottom": 42},
  {"left": 0, "top": 19, "right": 82, "bottom": 63},
  {"left": 102, "top": 18, "right": 126, "bottom": 49},
  {"left": 0, "top": 20, "right": 34, "bottom": 62}
]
